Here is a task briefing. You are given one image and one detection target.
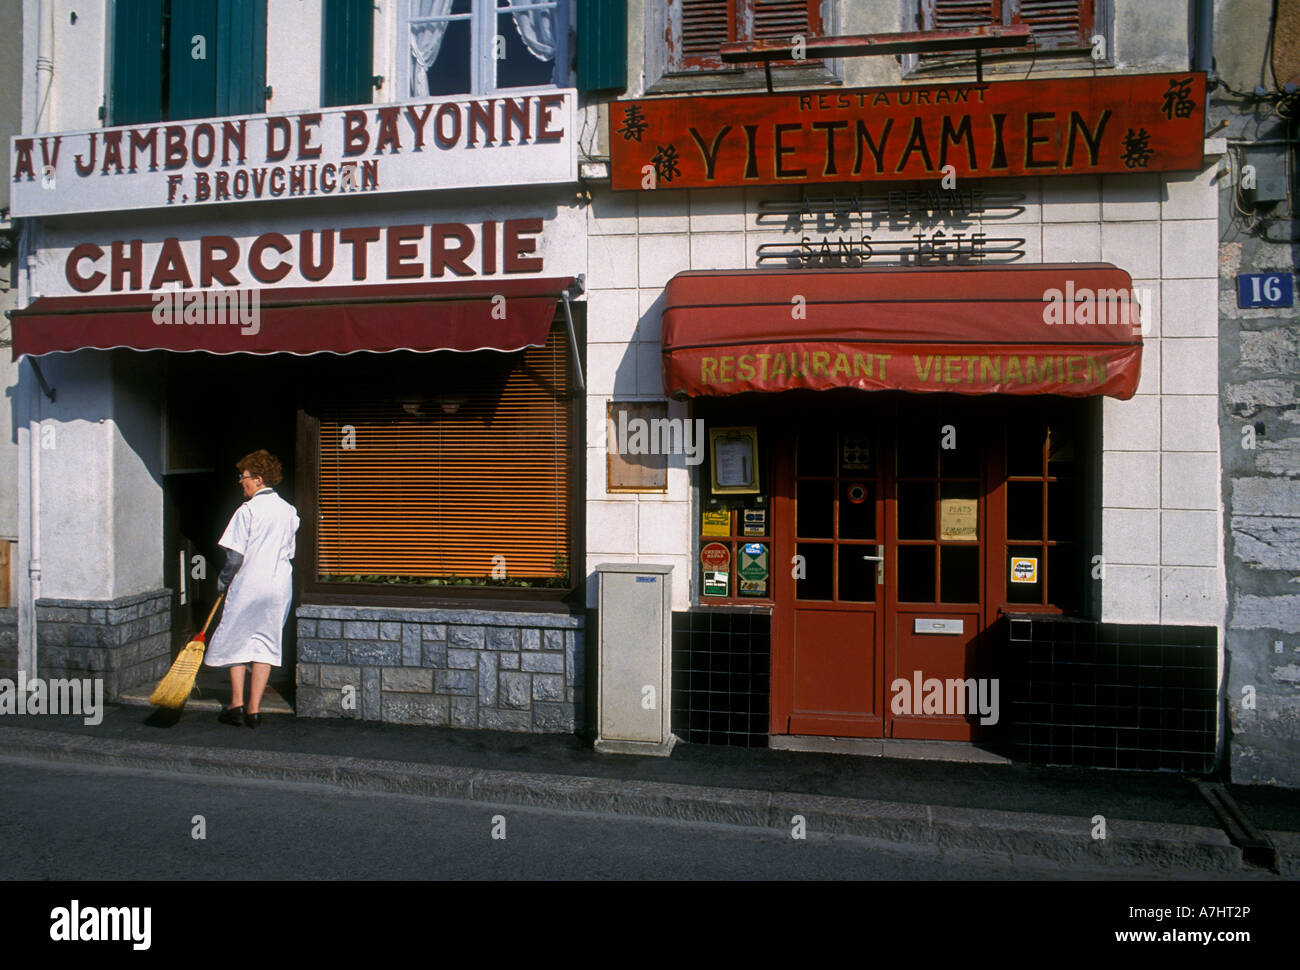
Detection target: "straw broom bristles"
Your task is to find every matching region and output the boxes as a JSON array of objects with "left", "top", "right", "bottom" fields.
[{"left": 150, "top": 594, "right": 224, "bottom": 709}]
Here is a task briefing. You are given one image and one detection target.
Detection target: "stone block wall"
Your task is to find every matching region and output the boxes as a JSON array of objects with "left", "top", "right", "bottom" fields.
[
  {"left": 32, "top": 590, "right": 172, "bottom": 699},
  {"left": 295, "top": 605, "right": 584, "bottom": 733}
]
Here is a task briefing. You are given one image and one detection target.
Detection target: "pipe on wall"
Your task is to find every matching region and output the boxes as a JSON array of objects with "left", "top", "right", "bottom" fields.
[{"left": 1193, "top": 0, "right": 1215, "bottom": 79}]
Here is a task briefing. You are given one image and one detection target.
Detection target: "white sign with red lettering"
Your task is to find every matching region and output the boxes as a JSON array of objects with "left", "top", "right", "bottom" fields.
[
  {"left": 28, "top": 200, "right": 586, "bottom": 297},
  {"left": 10, "top": 91, "right": 577, "bottom": 218}
]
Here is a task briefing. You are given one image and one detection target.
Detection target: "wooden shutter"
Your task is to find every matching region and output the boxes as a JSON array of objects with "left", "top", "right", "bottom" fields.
[
  {"left": 673, "top": 0, "right": 821, "bottom": 71},
  {"left": 750, "top": 0, "right": 821, "bottom": 45},
  {"left": 167, "top": 0, "right": 217, "bottom": 120},
  {"left": 923, "top": 0, "right": 1092, "bottom": 49},
  {"left": 108, "top": 0, "right": 165, "bottom": 125},
  {"left": 316, "top": 325, "right": 572, "bottom": 583},
  {"left": 577, "top": 0, "right": 627, "bottom": 91},
  {"left": 321, "top": 0, "right": 374, "bottom": 108},
  {"left": 676, "top": 0, "right": 733, "bottom": 70},
  {"left": 216, "top": 0, "right": 268, "bottom": 116},
  {"left": 1010, "top": 0, "right": 1092, "bottom": 49}
]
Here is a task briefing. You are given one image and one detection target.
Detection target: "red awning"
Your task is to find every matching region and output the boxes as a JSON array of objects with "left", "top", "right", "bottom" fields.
[
  {"left": 11, "top": 277, "right": 574, "bottom": 359},
  {"left": 662, "top": 265, "right": 1144, "bottom": 399}
]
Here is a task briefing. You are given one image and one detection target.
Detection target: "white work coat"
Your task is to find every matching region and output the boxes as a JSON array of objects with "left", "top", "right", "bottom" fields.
[{"left": 205, "top": 487, "right": 300, "bottom": 668}]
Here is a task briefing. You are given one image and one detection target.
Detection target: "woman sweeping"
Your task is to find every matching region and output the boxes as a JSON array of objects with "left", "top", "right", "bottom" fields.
[{"left": 207, "top": 450, "right": 300, "bottom": 728}]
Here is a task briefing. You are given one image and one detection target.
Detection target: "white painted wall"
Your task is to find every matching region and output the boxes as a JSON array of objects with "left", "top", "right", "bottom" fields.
[
  {"left": 583, "top": 163, "right": 1227, "bottom": 627},
  {"left": 24, "top": 351, "right": 164, "bottom": 602}
]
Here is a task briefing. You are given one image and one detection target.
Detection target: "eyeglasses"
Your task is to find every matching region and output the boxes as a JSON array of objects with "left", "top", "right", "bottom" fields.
[{"left": 237, "top": 473, "right": 254, "bottom": 483}]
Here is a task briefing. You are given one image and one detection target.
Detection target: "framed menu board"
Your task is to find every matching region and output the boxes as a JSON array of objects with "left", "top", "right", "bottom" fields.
[{"left": 709, "top": 427, "right": 760, "bottom": 495}]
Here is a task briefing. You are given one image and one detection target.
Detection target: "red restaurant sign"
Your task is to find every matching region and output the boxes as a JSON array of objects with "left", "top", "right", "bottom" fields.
[{"left": 611, "top": 72, "right": 1205, "bottom": 190}]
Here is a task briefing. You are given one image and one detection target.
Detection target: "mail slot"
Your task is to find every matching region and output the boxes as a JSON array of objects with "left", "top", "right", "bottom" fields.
[{"left": 914, "top": 618, "right": 964, "bottom": 635}]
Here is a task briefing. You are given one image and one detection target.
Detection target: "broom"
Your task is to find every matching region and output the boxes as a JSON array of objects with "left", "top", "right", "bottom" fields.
[{"left": 150, "top": 593, "right": 225, "bottom": 709}]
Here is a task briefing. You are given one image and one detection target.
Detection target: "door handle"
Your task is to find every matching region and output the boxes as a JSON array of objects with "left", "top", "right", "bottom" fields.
[{"left": 864, "top": 544, "right": 885, "bottom": 585}]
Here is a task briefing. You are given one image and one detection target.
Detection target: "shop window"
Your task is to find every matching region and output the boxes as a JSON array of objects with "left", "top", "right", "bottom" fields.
[
  {"left": 312, "top": 324, "right": 575, "bottom": 593},
  {"left": 909, "top": 0, "right": 1107, "bottom": 73},
  {"left": 401, "top": 0, "right": 568, "bottom": 99},
  {"left": 894, "top": 417, "right": 980, "bottom": 605},
  {"left": 107, "top": 0, "right": 267, "bottom": 125},
  {"left": 697, "top": 424, "right": 772, "bottom": 605},
  {"left": 322, "top": 0, "right": 376, "bottom": 107},
  {"left": 1002, "top": 416, "right": 1084, "bottom": 612}
]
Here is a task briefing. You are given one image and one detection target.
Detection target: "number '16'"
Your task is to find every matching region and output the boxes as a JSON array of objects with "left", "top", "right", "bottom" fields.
[{"left": 1250, "top": 276, "right": 1282, "bottom": 303}]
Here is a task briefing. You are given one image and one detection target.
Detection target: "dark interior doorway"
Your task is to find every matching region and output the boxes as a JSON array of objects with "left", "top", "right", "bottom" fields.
[{"left": 161, "top": 353, "right": 299, "bottom": 705}]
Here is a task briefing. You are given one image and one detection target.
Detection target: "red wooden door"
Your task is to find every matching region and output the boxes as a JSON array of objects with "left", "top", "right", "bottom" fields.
[
  {"left": 887, "top": 405, "right": 988, "bottom": 740},
  {"left": 772, "top": 419, "right": 885, "bottom": 737},
  {"left": 771, "top": 398, "right": 991, "bottom": 741}
]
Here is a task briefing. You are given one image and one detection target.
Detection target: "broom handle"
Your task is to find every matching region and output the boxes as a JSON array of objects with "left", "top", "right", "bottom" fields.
[{"left": 198, "top": 593, "right": 225, "bottom": 637}]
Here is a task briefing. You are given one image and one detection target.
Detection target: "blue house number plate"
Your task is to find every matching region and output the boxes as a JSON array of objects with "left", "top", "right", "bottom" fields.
[{"left": 1237, "top": 273, "right": 1294, "bottom": 308}]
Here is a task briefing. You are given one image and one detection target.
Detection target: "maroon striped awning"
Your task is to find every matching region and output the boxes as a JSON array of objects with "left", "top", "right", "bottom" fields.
[
  {"left": 11, "top": 277, "right": 574, "bottom": 358},
  {"left": 662, "top": 264, "right": 1144, "bottom": 399}
]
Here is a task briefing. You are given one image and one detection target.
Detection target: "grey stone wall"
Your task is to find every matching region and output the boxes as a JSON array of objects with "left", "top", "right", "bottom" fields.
[
  {"left": 1214, "top": 90, "right": 1300, "bottom": 786},
  {"left": 295, "top": 605, "right": 584, "bottom": 733},
  {"left": 33, "top": 590, "right": 172, "bottom": 699}
]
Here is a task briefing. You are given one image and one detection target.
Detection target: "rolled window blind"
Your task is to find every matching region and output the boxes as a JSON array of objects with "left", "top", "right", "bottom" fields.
[{"left": 317, "top": 324, "right": 571, "bottom": 582}]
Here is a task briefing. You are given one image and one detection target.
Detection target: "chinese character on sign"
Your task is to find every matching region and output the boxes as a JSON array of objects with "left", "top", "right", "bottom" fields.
[
  {"left": 618, "top": 104, "right": 649, "bottom": 142},
  {"left": 1161, "top": 77, "right": 1196, "bottom": 119},
  {"left": 1121, "top": 128, "right": 1153, "bottom": 168},
  {"left": 650, "top": 143, "right": 681, "bottom": 183}
]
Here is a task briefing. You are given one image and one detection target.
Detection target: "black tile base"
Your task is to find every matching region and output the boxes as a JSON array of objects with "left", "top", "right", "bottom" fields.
[
  {"left": 671, "top": 610, "right": 771, "bottom": 748},
  {"left": 1004, "top": 616, "right": 1217, "bottom": 773}
]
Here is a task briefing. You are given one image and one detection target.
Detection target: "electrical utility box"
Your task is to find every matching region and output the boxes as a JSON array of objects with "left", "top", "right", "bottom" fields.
[{"left": 594, "top": 563, "right": 675, "bottom": 756}]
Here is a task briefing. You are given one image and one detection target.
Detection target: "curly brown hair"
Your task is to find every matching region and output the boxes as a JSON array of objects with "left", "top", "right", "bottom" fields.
[{"left": 236, "top": 450, "right": 283, "bottom": 486}]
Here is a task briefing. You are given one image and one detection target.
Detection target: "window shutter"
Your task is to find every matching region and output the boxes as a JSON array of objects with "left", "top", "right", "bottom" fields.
[
  {"left": 672, "top": 0, "right": 823, "bottom": 73},
  {"left": 923, "top": 0, "right": 1002, "bottom": 31},
  {"left": 676, "top": 0, "right": 732, "bottom": 71},
  {"left": 577, "top": 0, "right": 627, "bottom": 92},
  {"left": 167, "top": 0, "right": 217, "bottom": 120},
  {"left": 322, "top": 0, "right": 374, "bottom": 108},
  {"left": 316, "top": 326, "right": 573, "bottom": 584},
  {"left": 216, "top": 0, "right": 268, "bottom": 116},
  {"left": 751, "top": 0, "right": 821, "bottom": 45},
  {"left": 108, "top": 0, "right": 165, "bottom": 125},
  {"left": 1009, "top": 0, "right": 1092, "bottom": 49},
  {"left": 922, "top": 0, "right": 1092, "bottom": 49}
]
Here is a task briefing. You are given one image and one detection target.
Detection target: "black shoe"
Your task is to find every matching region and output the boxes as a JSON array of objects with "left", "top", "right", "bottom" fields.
[
  {"left": 244, "top": 711, "right": 261, "bottom": 728},
  {"left": 218, "top": 705, "right": 244, "bottom": 726}
]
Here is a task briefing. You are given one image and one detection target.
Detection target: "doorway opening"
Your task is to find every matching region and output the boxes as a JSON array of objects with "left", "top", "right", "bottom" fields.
[{"left": 161, "top": 353, "right": 299, "bottom": 709}]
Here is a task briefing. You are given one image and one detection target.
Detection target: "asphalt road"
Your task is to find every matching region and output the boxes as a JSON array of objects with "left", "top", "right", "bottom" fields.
[{"left": 0, "top": 756, "right": 1280, "bottom": 882}]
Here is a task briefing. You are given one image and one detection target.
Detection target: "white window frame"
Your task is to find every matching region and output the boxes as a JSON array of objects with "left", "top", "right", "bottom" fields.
[{"left": 396, "top": 0, "right": 570, "bottom": 100}]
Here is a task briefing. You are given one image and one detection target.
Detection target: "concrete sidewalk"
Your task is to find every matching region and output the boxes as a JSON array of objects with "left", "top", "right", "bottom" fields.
[{"left": 2, "top": 705, "right": 1297, "bottom": 875}]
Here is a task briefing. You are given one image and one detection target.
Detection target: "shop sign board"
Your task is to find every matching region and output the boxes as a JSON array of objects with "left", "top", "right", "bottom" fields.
[
  {"left": 1010, "top": 557, "right": 1038, "bottom": 584},
  {"left": 700, "top": 542, "right": 731, "bottom": 571},
  {"left": 940, "top": 498, "right": 978, "bottom": 541},
  {"left": 11, "top": 91, "right": 578, "bottom": 217},
  {"left": 611, "top": 73, "right": 1204, "bottom": 191},
  {"left": 701, "top": 510, "right": 732, "bottom": 536},
  {"left": 738, "top": 543, "right": 769, "bottom": 597},
  {"left": 29, "top": 200, "right": 586, "bottom": 298},
  {"left": 1237, "top": 273, "right": 1293, "bottom": 308}
]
